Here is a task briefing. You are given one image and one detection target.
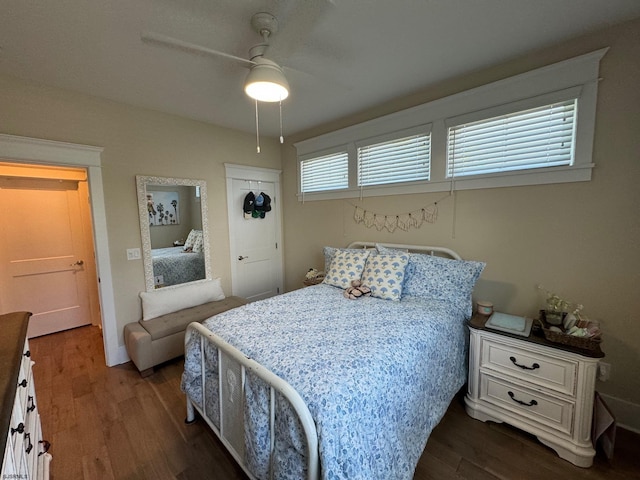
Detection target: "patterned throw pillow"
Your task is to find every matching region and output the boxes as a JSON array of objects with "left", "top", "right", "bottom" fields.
[
  {"left": 323, "top": 250, "right": 371, "bottom": 289},
  {"left": 191, "top": 232, "right": 204, "bottom": 253},
  {"left": 403, "top": 253, "right": 485, "bottom": 317},
  {"left": 322, "top": 246, "right": 371, "bottom": 274},
  {"left": 361, "top": 253, "right": 409, "bottom": 301},
  {"left": 184, "top": 229, "right": 201, "bottom": 250}
]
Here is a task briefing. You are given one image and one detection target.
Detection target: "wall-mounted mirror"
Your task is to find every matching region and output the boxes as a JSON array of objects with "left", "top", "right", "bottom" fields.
[{"left": 136, "top": 175, "right": 211, "bottom": 291}]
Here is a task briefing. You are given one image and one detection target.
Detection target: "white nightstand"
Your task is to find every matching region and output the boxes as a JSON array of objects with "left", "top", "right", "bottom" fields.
[{"left": 465, "top": 313, "right": 604, "bottom": 468}]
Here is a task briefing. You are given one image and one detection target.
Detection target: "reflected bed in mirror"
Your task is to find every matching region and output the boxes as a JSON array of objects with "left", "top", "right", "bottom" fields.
[{"left": 136, "top": 175, "right": 211, "bottom": 291}]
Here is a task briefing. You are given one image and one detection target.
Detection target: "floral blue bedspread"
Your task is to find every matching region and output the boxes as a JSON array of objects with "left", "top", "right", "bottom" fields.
[
  {"left": 151, "top": 246, "right": 205, "bottom": 286},
  {"left": 182, "top": 284, "right": 468, "bottom": 480}
]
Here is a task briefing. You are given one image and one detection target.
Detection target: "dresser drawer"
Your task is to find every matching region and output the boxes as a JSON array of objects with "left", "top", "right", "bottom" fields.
[
  {"left": 480, "top": 337, "right": 577, "bottom": 396},
  {"left": 480, "top": 374, "right": 574, "bottom": 435}
]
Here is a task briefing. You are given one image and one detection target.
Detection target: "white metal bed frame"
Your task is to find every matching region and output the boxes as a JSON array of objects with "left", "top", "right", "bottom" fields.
[{"left": 184, "top": 242, "right": 463, "bottom": 480}]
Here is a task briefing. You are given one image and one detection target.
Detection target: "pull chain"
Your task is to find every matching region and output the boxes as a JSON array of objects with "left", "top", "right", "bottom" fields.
[
  {"left": 255, "top": 99, "right": 261, "bottom": 154},
  {"left": 279, "top": 100, "right": 284, "bottom": 144}
]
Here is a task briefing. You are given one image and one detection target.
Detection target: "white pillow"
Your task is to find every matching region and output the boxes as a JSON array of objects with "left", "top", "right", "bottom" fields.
[{"left": 140, "top": 278, "right": 225, "bottom": 321}]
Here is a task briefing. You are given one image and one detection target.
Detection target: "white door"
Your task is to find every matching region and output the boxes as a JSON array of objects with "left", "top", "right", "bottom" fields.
[
  {"left": 0, "top": 177, "right": 92, "bottom": 337},
  {"left": 226, "top": 165, "right": 283, "bottom": 302}
]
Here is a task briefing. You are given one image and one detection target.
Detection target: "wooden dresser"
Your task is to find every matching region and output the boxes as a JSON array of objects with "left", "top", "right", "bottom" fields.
[{"left": 1, "top": 311, "right": 52, "bottom": 478}]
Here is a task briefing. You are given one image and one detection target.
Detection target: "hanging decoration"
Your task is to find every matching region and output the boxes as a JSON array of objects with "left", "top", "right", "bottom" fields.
[{"left": 353, "top": 203, "right": 438, "bottom": 233}]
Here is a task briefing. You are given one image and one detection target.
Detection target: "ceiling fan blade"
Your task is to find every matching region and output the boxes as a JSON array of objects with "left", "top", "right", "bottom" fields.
[
  {"left": 269, "top": 0, "right": 335, "bottom": 63},
  {"left": 141, "top": 31, "right": 256, "bottom": 68}
]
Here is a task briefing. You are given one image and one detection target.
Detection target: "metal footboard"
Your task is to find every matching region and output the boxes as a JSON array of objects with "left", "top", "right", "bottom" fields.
[{"left": 184, "top": 322, "right": 319, "bottom": 480}]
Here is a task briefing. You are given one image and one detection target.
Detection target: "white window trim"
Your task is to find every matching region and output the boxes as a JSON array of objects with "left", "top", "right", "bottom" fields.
[{"left": 294, "top": 48, "right": 607, "bottom": 201}]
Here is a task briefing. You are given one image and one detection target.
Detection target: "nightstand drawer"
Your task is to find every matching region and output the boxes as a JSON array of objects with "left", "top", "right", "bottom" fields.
[
  {"left": 480, "top": 374, "right": 574, "bottom": 435},
  {"left": 480, "top": 337, "right": 577, "bottom": 396}
]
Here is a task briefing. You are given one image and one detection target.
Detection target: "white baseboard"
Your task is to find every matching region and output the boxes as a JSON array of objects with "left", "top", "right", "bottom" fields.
[
  {"left": 598, "top": 392, "right": 640, "bottom": 434},
  {"left": 109, "top": 344, "right": 131, "bottom": 367}
]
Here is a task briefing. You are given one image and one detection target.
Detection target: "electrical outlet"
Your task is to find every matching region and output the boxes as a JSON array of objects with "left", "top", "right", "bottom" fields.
[
  {"left": 154, "top": 275, "right": 164, "bottom": 286},
  {"left": 126, "top": 248, "right": 141, "bottom": 260},
  {"left": 598, "top": 362, "right": 611, "bottom": 382}
]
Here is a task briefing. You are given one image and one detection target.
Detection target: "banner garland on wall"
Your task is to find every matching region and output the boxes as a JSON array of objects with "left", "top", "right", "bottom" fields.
[{"left": 353, "top": 203, "right": 439, "bottom": 233}]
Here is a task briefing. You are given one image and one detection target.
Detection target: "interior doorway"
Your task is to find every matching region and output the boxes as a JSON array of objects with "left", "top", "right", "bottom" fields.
[
  {"left": 0, "top": 133, "right": 121, "bottom": 367},
  {"left": 225, "top": 163, "right": 283, "bottom": 301},
  {"left": 0, "top": 162, "right": 102, "bottom": 337}
]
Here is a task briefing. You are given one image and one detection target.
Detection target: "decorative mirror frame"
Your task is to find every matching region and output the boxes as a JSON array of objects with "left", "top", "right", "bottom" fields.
[{"left": 136, "top": 175, "right": 211, "bottom": 292}]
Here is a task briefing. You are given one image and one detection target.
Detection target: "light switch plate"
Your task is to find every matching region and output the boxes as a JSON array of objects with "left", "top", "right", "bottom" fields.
[{"left": 126, "top": 248, "right": 141, "bottom": 260}]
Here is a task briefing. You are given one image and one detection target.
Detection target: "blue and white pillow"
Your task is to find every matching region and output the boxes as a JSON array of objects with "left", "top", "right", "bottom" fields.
[
  {"left": 323, "top": 250, "right": 371, "bottom": 289},
  {"left": 362, "top": 253, "right": 409, "bottom": 301},
  {"left": 323, "top": 246, "right": 371, "bottom": 274},
  {"left": 403, "top": 253, "right": 485, "bottom": 317}
]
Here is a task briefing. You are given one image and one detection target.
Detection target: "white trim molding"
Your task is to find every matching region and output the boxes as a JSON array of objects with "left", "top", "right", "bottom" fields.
[
  {"left": 294, "top": 48, "right": 608, "bottom": 201},
  {"left": 0, "top": 133, "right": 122, "bottom": 367},
  {"left": 598, "top": 392, "right": 640, "bottom": 434}
]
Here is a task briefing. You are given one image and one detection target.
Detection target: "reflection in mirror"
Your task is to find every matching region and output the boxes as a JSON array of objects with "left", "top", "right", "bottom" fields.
[{"left": 136, "top": 175, "right": 210, "bottom": 291}]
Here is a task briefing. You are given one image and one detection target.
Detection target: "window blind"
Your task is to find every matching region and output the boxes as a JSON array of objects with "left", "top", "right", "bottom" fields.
[
  {"left": 447, "top": 99, "right": 577, "bottom": 177},
  {"left": 300, "top": 151, "right": 349, "bottom": 193},
  {"left": 357, "top": 133, "right": 430, "bottom": 187}
]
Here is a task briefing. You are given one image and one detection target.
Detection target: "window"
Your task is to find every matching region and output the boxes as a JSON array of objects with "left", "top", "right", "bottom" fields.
[
  {"left": 447, "top": 99, "right": 577, "bottom": 178},
  {"left": 300, "top": 151, "right": 348, "bottom": 193},
  {"left": 294, "top": 49, "right": 606, "bottom": 201},
  {"left": 357, "top": 133, "right": 431, "bottom": 187}
]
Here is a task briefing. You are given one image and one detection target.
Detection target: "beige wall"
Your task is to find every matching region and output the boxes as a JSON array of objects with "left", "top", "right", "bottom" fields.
[
  {"left": 281, "top": 18, "right": 640, "bottom": 416},
  {"left": 0, "top": 74, "right": 281, "bottom": 347},
  {"left": 1, "top": 16, "right": 638, "bottom": 426}
]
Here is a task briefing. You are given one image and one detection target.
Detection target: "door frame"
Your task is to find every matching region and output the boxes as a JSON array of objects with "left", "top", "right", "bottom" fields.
[
  {"left": 225, "top": 163, "right": 283, "bottom": 297},
  {"left": 0, "top": 133, "right": 121, "bottom": 366}
]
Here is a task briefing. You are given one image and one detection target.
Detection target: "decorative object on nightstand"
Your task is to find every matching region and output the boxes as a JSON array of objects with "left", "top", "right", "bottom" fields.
[
  {"left": 465, "top": 312, "right": 604, "bottom": 468},
  {"left": 536, "top": 286, "right": 602, "bottom": 351},
  {"left": 476, "top": 300, "right": 494, "bottom": 315}
]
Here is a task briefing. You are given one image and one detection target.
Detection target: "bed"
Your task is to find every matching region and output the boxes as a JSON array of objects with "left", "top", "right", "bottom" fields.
[
  {"left": 151, "top": 246, "right": 205, "bottom": 287},
  {"left": 181, "top": 242, "right": 485, "bottom": 479}
]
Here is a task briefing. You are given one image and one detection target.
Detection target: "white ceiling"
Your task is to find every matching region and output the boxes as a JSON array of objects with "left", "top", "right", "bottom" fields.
[{"left": 2, "top": 1, "right": 639, "bottom": 138}]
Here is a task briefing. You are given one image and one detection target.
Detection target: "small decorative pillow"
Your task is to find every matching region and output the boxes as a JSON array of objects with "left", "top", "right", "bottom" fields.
[
  {"left": 191, "top": 231, "right": 204, "bottom": 253},
  {"left": 323, "top": 246, "right": 370, "bottom": 274},
  {"left": 361, "top": 252, "right": 409, "bottom": 301},
  {"left": 184, "top": 229, "right": 201, "bottom": 251},
  {"left": 323, "top": 250, "right": 370, "bottom": 289}
]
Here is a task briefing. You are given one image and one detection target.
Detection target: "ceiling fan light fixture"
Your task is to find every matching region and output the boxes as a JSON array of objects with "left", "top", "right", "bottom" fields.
[{"left": 244, "top": 59, "right": 289, "bottom": 102}]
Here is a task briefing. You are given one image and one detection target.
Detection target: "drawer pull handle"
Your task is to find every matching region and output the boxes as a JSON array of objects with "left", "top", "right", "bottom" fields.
[
  {"left": 25, "top": 433, "right": 33, "bottom": 454},
  {"left": 11, "top": 422, "right": 25, "bottom": 436},
  {"left": 18, "top": 378, "right": 28, "bottom": 388},
  {"left": 509, "top": 356, "right": 540, "bottom": 371},
  {"left": 38, "top": 440, "right": 51, "bottom": 456},
  {"left": 27, "top": 395, "right": 36, "bottom": 412},
  {"left": 24, "top": 350, "right": 31, "bottom": 358},
  {"left": 508, "top": 390, "right": 538, "bottom": 407}
]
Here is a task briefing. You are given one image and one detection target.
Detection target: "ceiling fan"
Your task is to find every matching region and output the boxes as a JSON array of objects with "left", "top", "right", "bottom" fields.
[
  {"left": 141, "top": 10, "right": 322, "bottom": 103},
  {"left": 141, "top": 5, "right": 332, "bottom": 150}
]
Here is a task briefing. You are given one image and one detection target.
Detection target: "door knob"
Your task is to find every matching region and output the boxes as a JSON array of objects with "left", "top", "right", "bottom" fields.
[
  {"left": 238, "top": 256, "right": 249, "bottom": 261},
  {"left": 70, "top": 260, "right": 84, "bottom": 266}
]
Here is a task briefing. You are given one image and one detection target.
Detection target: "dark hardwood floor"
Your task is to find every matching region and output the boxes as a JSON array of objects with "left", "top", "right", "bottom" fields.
[{"left": 28, "top": 325, "right": 640, "bottom": 480}]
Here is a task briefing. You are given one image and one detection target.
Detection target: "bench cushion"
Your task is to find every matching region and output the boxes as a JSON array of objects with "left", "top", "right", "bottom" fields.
[{"left": 141, "top": 296, "right": 247, "bottom": 341}]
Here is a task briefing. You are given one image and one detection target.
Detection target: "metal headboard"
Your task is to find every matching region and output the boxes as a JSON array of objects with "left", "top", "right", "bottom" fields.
[{"left": 346, "top": 241, "right": 463, "bottom": 260}]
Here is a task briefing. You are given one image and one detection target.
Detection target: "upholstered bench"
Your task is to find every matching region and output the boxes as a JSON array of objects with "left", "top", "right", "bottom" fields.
[{"left": 124, "top": 279, "right": 247, "bottom": 376}]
